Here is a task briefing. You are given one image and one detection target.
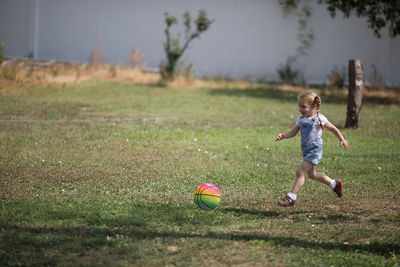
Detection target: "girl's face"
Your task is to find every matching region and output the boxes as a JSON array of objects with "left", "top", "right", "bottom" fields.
[{"left": 298, "top": 98, "right": 316, "bottom": 117}]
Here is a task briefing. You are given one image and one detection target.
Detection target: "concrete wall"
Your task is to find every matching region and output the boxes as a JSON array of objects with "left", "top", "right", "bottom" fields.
[{"left": 1, "top": 0, "right": 399, "bottom": 85}]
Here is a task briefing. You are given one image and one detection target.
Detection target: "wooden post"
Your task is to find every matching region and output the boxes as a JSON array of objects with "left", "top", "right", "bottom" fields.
[{"left": 345, "top": 59, "right": 363, "bottom": 128}]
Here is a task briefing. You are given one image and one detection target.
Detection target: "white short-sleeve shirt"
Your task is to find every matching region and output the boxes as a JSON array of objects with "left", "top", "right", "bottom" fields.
[{"left": 296, "top": 114, "right": 328, "bottom": 144}]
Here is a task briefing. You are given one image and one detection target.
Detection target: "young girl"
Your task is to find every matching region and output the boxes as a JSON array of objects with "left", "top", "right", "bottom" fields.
[{"left": 275, "top": 90, "right": 349, "bottom": 207}]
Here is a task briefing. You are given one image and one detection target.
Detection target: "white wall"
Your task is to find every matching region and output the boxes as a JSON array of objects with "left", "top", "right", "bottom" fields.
[
  {"left": 0, "top": 0, "right": 32, "bottom": 57},
  {"left": 1, "top": 0, "right": 399, "bottom": 85}
]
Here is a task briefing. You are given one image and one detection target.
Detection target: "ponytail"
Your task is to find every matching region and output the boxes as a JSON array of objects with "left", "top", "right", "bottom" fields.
[
  {"left": 317, "top": 111, "right": 324, "bottom": 130},
  {"left": 313, "top": 96, "right": 324, "bottom": 130}
]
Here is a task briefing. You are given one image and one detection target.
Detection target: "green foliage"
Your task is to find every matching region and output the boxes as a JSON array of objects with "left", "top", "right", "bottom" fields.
[
  {"left": 327, "top": 65, "right": 346, "bottom": 88},
  {"left": 278, "top": 0, "right": 313, "bottom": 85},
  {"left": 279, "top": 0, "right": 314, "bottom": 58},
  {"left": 1, "top": 65, "right": 18, "bottom": 81},
  {"left": 276, "top": 59, "right": 299, "bottom": 85},
  {"left": 281, "top": 0, "right": 400, "bottom": 38},
  {"left": 51, "top": 66, "right": 59, "bottom": 77},
  {"left": 109, "top": 64, "right": 117, "bottom": 77},
  {"left": 320, "top": 0, "right": 400, "bottom": 38},
  {"left": 0, "top": 43, "right": 4, "bottom": 65},
  {"left": 161, "top": 10, "right": 214, "bottom": 81}
]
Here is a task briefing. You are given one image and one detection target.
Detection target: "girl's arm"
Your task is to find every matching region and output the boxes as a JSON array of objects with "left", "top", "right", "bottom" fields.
[
  {"left": 275, "top": 125, "right": 299, "bottom": 141},
  {"left": 324, "top": 122, "right": 349, "bottom": 149}
]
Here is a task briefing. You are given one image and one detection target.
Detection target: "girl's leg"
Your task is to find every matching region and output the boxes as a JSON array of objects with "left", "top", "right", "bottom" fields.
[
  {"left": 290, "top": 161, "right": 314, "bottom": 194},
  {"left": 307, "top": 165, "right": 332, "bottom": 185},
  {"left": 307, "top": 165, "right": 342, "bottom": 197},
  {"left": 278, "top": 161, "right": 315, "bottom": 207}
]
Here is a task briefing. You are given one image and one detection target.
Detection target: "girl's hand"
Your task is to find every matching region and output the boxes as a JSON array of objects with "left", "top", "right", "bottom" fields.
[
  {"left": 275, "top": 133, "right": 285, "bottom": 141},
  {"left": 340, "top": 140, "right": 349, "bottom": 149}
]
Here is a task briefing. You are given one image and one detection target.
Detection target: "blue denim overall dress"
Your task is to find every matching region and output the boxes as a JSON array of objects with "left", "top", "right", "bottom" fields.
[{"left": 299, "top": 115, "right": 323, "bottom": 165}]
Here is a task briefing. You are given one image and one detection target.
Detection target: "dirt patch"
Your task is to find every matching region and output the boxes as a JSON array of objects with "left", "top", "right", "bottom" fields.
[{"left": 345, "top": 198, "right": 400, "bottom": 213}]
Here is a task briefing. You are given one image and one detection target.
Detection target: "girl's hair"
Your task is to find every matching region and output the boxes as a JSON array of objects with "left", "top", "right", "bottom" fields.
[{"left": 298, "top": 90, "right": 324, "bottom": 130}]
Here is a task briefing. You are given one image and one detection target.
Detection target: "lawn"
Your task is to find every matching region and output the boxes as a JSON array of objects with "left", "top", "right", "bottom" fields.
[{"left": 1, "top": 81, "right": 399, "bottom": 266}]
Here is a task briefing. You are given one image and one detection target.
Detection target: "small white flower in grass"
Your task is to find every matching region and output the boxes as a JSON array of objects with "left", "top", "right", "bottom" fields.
[
  {"left": 245, "top": 145, "right": 249, "bottom": 149},
  {"left": 378, "top": 167, "right": 382, "bottom": 170},
  {"left": 41, "top": 159, "right": 45, "bottom": 162},
  {"left": 204, "top": 151, "right": 208, "bottom": 154},
  {"left": 312, "top": 224, "right": 315, "bottom": 227},
  {"left": 198, "top": 148, "right": 201, "bottom": 152},
  {"left": 267, "top": 147, "right": 270, "bottom": 151},
  {"left": 194, "top": 138, "right": 197, "bottom": 142},
  {"left": 62, "top": 189, "right": 65, "bottom": 192},
  {"left": 290, "top": 115, "right": 294, "bottom": 119}
]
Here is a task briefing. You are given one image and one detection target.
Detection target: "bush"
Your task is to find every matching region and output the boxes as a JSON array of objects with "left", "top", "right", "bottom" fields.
[
  {"left": 327, "top": 65, "right": 346, "bottom": 88},
  {"left": 161, "top": 10, "right": 214, "bottom": 81},
  {"left": 1, "top": 65, "right": 18, "bottom": 81},
  {"left": 0, "top": 43, "right": 4, "bottom": 65},
  {"left": 366, "top": 64, "right": 384, "bottom": 90},
  {"left": 276, "top": 60, "right": 299, "bottom": 85},
  {"left": 109, "top": 65, "right": 117, "bottom": 77}
]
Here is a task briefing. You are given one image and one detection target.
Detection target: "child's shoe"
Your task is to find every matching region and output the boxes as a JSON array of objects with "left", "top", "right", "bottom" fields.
[
  {"left": 333, "top": 179, "right": 342, "bottom": 197},
  {"left": 277, "top": 195, "right": 296, "bottom": 207}
]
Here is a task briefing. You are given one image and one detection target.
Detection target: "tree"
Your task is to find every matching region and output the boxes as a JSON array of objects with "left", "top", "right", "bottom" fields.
[
  {"left": 280, "top": 0, "right": 400, "bottom": 38},
  {"left": 317, "top": 1, "right": 400, "bottom": 127},
  {"left": 320, "top": 0, "right": 400, "bottom": 38},
  {"left": 278, "top": 0, "right": 314, "bottom": 84},
  {"left": 345, "top": 59, "right": 363, "bottom": 128},
  {"left": 279, "top": 0, "right": 399, "bottom": 128},
  {"left": 160, "top": 10, "right": 214, "bottom": 81}
]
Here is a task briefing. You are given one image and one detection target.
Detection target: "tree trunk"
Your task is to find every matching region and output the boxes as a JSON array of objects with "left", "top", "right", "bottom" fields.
[{"left": 345, "top": 59, "right": 363, "bottom": 128}]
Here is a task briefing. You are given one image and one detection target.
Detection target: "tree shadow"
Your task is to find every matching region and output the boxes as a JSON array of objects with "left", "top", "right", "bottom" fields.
[
  {"left": 208, "top": 87, "right": 400, "bottom": 105},
  {"left": 2, "top": 221, "right": 398, "bottom": 260},
  {"left": 209, "top": 87, "right": 300, "bottom": 103},
  {"left": 220, "top": 207, "right": 280, "bottom": 218},
  {"left": 220, "top": 207, "right": 320, "bottom": 218},
  {"left": 1, "top": 201, "right": 399, "bottom": 265}
]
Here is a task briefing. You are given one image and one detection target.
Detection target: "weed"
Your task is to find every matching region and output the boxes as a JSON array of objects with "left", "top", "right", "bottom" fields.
[
  {"left": 1, "top": 65, "right": 18, "bottom": 81},
  {"left": 128, "top": 48, "right": 146, "bottom": 69},
  {"left": 89, "top": 40, "right": 106, "bottom": 67},
  {"left": 0, "top": 43, "right": 4, "bottom": 65},
  {"left": 109, "top": 64, "right": 117, "bottom": 77},
  {"left": 366, "top": 63, "right": 385, "bottom": 91},
  {"left": 327, "top": 65, "right": 346, "bottom": 89},
  {"left": 276, "top": 60, "right": 299, "bottom": 85},
  {"left": 161, "top": 10, "right": 214, "bottom": 81}
]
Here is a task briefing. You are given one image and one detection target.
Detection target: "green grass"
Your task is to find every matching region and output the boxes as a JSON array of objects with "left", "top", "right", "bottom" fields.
[{"left": 1, "top": 81, "right": 399, "bottom": 266}]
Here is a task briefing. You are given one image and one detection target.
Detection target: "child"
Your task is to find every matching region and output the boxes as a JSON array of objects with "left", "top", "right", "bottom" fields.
[{"left": 275, "top": 90, "right": 349, "bottom": 207}]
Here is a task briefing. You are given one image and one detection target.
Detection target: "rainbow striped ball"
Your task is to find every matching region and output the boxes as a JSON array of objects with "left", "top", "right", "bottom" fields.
[{"left": 194, "top": 183, "right": 221, "bottom": 210}]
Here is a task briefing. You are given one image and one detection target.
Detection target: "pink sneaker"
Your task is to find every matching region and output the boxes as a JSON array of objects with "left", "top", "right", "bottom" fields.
[{"left": 333, "top": 179, "right": 342, "bottom": 197}]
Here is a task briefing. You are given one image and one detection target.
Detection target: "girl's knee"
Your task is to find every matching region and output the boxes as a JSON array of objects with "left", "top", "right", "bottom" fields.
[
  {"left": 307, "top": 170, "right": 317, "bottom": 179},
  {"left": 296, "top": 169, "right": 304, "bottom": 177}
]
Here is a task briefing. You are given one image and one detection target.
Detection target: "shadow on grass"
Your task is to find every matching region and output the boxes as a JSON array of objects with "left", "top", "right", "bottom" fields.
[
  {"left": 1, "top": 201, "right": 399, "bottom": 264},
  {"left": 1, "top": 222, "right": 398, "bottom": 259},
  {"left": 220, "top": 207, "right": 280, "bottom": 217},
  {"left": 209, "top": 87, "right": 300, "bottom": 103},
  {"left": 209, "top": 87, "right": 400, "bottom": 105}
]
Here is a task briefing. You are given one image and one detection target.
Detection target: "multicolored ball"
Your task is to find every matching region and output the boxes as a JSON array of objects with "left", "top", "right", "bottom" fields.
[{"left": 194, "top": 183, "right": 221, "bottom": 210}]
